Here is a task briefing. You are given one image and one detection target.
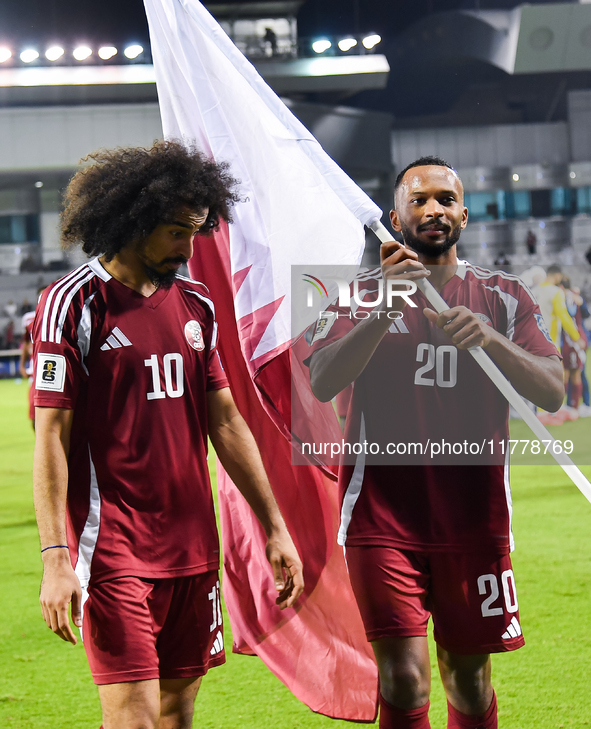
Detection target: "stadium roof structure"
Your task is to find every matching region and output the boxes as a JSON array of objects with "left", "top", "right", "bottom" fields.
[
  {"left": 394, "top": 3, "right": 591, "bottom": 76},
  {"left": 351, "top": 1, "right": 591, "bottom": 128},
  {"left": 0, "top": 56, "right": 389, "bottom": 107},
  {"left": 205, "top": 1, "right": 304, "bottom": 18}
]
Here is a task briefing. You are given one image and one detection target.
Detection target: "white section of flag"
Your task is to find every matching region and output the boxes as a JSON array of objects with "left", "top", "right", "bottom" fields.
[{"left": 144, "top": 0, "right": 383, "bottom": 360}]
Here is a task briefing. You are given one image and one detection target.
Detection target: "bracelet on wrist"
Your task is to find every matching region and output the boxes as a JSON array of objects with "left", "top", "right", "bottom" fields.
[{"left": 41, "top": 545, "right": 69, "bottom": 553}]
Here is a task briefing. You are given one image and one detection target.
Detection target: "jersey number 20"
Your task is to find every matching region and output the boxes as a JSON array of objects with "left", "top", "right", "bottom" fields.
[{"left": 414, "top": 343, "right": 457, "bottom": 388}]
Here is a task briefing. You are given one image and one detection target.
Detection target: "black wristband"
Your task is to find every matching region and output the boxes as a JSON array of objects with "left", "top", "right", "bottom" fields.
[{"left": 41, "top": 545, "right": 69, "bottom": 553}]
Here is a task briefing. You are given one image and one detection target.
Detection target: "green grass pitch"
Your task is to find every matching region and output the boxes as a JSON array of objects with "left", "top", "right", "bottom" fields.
[{"left": 1, "top": 378, "right": 591, "bottom": 728}]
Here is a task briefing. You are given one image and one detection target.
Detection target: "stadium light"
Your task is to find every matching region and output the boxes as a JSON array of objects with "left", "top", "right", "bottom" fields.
[
  {"left": 338, "top": 38, "right": 358, "bottom": 52},
  {"left": 312, "top": 39, "right": 332, "bottom": 54},
  {"left": 0, "top": 48, "right": 12, "bottom": 63},
  {"left": 362, "top": 34, "right": 381, "bottom": 50},
  {"left": 98, "top": 46, "right": 118, "bottom": 60},
  {"left": 73, "top": 46, "right": 92, "bottom": 61},
  {"left": 20, "top": 49, "right": 40, "bottom": 63},
  {"left": 124, "top": 44, "right": 143, "bottom": 59},
  {"left": 45, "top": 46, "right": 65, "bottom": 61},
  {"left": 512, "top": 173, "right": 520, "bottom": 182},
  {"left": 570, "top": 171, "right": 577, "bottom": 179},
  {"left": 34, "top": 181, "right": 44, "bottom": 188}
]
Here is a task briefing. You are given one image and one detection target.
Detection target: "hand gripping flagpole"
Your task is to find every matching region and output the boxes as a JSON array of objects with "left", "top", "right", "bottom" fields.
[{"left": 369, "top": 220, "right": 591, "bottom": 504}]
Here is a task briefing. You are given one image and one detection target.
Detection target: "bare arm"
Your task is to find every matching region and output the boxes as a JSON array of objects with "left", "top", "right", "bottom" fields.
[
  {"left": 310, "top": 241, "right": 430, "bottom": 402},
  {"left": 33, "top": 406, "right": 82, "bottom": 644},
  {"left": 206, "top": 387, "right": 304, "bottom": 609},
  {"left": 423, "top": 307, "right": 564, "bottom": 412}
]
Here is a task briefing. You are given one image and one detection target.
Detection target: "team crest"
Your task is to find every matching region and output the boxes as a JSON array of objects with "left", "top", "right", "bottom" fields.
[
  {"left": 474, "top": 312, "right": 492, "bottom": 325},
  {"left": 184, "top": 320, "right": 205, "bottom": 351}
]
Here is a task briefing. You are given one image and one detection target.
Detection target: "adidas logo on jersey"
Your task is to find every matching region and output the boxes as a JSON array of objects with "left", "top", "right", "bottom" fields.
[
  {"left": 210, "top": 629, "right": 224, "bottom": 655},
  {"left": 502, "top": 616, "right": 522, "bottom": 640},
  {"left": 100, "top": 327, "right": 133, "bottom": 351},
  {"left": 388, "top": 319, "right": 410, "bottom": 334}
]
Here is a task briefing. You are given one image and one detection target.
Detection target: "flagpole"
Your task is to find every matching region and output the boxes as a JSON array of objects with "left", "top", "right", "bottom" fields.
[{"left": 369, "top": 220, "right": 591, "bottom": 503}]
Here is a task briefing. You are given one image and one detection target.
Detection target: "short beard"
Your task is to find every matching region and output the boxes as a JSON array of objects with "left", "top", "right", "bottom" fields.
[
  {"left": 144, "top": 265, "right": 178, "bottom": 290},
  {"left": 401, "top": 222, "right": 462, "bottom": 259}
]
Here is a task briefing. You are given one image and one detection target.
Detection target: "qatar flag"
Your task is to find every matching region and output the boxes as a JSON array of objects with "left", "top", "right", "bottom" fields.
[{"left": 144, "top": 0, "right": 380, "bottom": 719}]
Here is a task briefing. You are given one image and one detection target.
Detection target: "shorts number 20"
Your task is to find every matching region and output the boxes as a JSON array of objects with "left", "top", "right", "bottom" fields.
[{"left": 478, "top": 570, "right": 518, "bottom": 617}]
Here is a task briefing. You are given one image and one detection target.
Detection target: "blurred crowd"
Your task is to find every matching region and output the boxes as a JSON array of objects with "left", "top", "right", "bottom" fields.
[
  {"left": 521, "top": 264, "right": 591, "bottom": 423},
  {"left": 0, "top": 298, "right": 35, "bottom": 350},
  {"left": 3, "top": 267, "right": 591, "bottom": 428}
]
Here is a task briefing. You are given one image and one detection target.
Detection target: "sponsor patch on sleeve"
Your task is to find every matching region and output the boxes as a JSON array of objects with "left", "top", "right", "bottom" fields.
[
  {"left": 534, "top": 313, "right": 553, "bottom": 343},
  {"left": 35, "top": 353, "right": 66, "bottom": 392},
  {"left": 311, "top": 311, "right": 337, "bottom": 344}
]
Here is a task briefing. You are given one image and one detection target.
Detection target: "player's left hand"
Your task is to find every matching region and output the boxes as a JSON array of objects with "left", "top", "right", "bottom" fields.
[
  {"left": 265, "top": 529, "right": 304, "bottom": 610},
  {"left": 423, "top": 306, "right": 496, "bottom": 349}
]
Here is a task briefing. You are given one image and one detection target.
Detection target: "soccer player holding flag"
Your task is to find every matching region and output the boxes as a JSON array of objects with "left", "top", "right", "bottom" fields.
[
  {"left": 307, "top": 158, "right": 564, "bottom": 728},
  {"left": 144, "top": 0, "right": 381, "bottom": 721},
  {"left": 32, "top": 141, "right": 303, "bottom": 729}
]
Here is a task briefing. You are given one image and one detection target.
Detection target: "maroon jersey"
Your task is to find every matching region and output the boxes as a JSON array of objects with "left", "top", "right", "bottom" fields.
[
  {"left": 306, "top": 264, "right": 559, "bottom": 555},
  {"left": 33, "top": 258, "right": 228, "bottom": 587},
  {"left": 22, "top": 311, "right": 35, "bottom": 375}
]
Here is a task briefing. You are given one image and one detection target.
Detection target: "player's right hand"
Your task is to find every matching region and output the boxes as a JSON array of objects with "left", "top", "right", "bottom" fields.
[
  {"left": 380, "top": 240, "right": 430, "bottom": 281},
  {"left": 40, "top": 556, "right": 82, "bottom": 645},
  {"left": 380, "top": 240, "right": 430, "bottom": 313},
  {"left": 265, "top": 528, "right": 304, "bottom": 610}
]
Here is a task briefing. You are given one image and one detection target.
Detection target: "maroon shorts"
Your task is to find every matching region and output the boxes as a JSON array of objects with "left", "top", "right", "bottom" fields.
[
  {"left": 82, "top": 572, "right": 225, "bottom": 685},
  {"left": 562, "top": 338, "right": 586, "bottom": 371},
  {"left": 345, "top": 545, "right": 524, "bottom": 655}
]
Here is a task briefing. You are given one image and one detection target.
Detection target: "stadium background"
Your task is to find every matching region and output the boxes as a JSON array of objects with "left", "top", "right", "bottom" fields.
[{"left": 1, "top": 0, "right": 591, "bottom": 726}]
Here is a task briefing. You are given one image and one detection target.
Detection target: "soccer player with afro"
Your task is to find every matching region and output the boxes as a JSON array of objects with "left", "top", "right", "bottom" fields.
[{"left": 32, "top": 140, "right": 303, "bottom": 729}]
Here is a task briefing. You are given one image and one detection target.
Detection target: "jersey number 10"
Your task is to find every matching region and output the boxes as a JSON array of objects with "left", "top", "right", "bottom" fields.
[
  {"left": 144, "top": 353, "right": 185, "bottom": 400},
  {"left": 414, "top": 343, "right": 457, "bottom": 388}
]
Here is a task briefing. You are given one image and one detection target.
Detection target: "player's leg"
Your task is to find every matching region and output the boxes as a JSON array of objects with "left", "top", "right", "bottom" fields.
[
  {"left": 156, "top": 573, "right": 225, "bottom": 725},
  {"left": 97, "top": 677, "right": 202, "bottom": 729},
  {"left": 373, "top": 635, "right": 432, "bottom": 727},
  {"left": 373, "top": 636, "right": 431, "bottom": 709},
  {"left": 82, "top": 575, "right": 222, "bottom": 728},
  {"left": 159, "top": 677, "right": 202, "bottom": 729},
  {"left": 567, "top": 367, "right": 582, "bottom": 409},
  {"left": 436, "top": 649, "right": 497, "bottom": 726},
  {"left": 430, "top": 552, "right": 523, "bottom": 729},
  {"left": 83, "top": 577, "right": 166, "bottom": 728},
  {"left": 582, "top": 366, "right": 590, "bottom": 406},
  {"left": 345, "top": 546, "right": 432, "bottom": 728},
  {"left": 99, "top": 680, "right": 160, "bottom": 729}
]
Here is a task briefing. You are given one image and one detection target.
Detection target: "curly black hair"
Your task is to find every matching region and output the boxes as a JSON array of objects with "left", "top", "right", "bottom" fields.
[{"left": 61, "top": 140, "right": 240, "bottom": 260}]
